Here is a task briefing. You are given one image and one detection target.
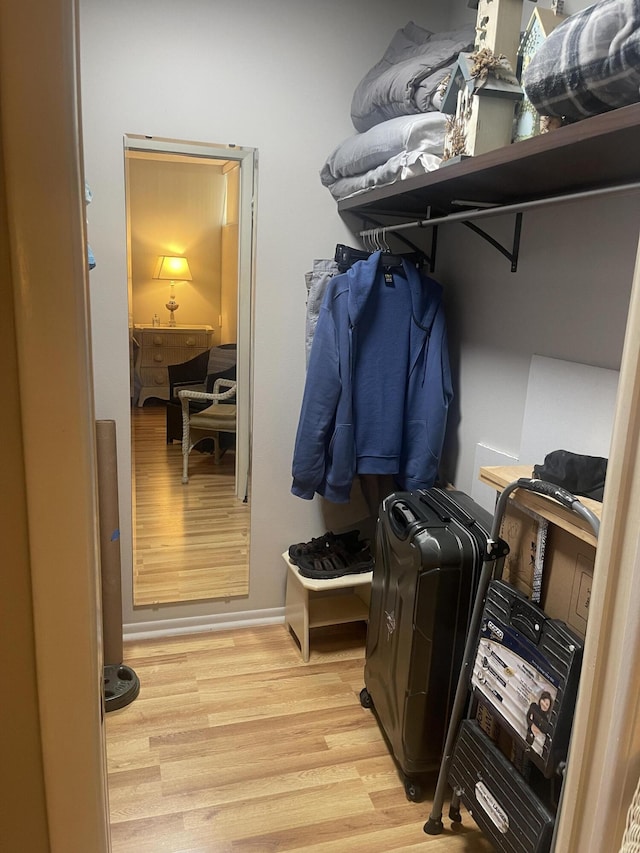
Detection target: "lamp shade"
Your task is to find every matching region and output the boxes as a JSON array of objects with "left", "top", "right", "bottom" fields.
[{"left": 153, "top": 255, "right": 192, "bottom": 281}]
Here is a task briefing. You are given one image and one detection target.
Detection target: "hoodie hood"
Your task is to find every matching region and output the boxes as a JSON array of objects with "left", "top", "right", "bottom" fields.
[{"left": 346, "top": 250, "right": 442, "bottom": 331}]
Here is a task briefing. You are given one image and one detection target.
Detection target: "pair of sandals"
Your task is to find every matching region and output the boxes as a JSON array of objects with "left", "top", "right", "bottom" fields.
[{"left": 288, "top": 530, "right": 373, "bottom": 580}]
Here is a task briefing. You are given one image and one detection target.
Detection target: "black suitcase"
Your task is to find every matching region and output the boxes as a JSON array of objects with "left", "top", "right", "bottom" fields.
[{"left": 359, "top": 487, "right": 491, "bottom": 800}]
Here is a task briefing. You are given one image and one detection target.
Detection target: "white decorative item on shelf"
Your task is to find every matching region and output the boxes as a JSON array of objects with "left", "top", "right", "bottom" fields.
[
  {"left": 441, "top": 0, "right": 526, "bottom": 161},
  {"left": 441, "top": 51, "right": 522, "bottom": 161},
  {"left": 515, "top": 6, "right": 568, "bottom": 142},
  {"left": 475, "top": 0, "right": 525, "bottom": 71}
]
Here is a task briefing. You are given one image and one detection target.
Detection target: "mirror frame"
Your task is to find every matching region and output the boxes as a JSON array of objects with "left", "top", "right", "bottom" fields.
[{"left": 124, "top": 134, "right": 257, "bottom": 604}]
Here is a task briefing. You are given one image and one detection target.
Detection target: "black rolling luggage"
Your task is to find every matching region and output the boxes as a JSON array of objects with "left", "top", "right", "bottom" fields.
[{"left": 359, "top": 487, "right": 492, "bottom": 800}]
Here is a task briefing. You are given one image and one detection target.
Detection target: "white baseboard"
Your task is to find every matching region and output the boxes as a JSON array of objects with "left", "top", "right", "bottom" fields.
[{"left": 123, "top": 607, "right": 285, "bottom": 641}]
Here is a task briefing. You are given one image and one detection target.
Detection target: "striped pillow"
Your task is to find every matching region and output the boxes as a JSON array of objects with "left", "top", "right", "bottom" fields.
[{"left": 523, "top": 0, "right": 640, "bottom": 121}]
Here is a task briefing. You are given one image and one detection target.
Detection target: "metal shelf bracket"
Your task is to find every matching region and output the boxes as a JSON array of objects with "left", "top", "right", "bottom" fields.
[{"left": 462, "top": 211, "right": 523, "bottom": 273}]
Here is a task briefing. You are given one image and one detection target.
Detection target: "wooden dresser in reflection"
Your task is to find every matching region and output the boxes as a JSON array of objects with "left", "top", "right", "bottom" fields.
[{"left": 133, "top": 323, "right": 214, "bottom": 407}]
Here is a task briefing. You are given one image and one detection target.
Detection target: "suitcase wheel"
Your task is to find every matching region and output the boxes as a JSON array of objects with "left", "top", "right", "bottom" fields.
[
  {"left": 404, "top": 777, "right": 423, "bottom": 802},
  {"left": 359, "top": 687, "right": 373, "bottom": 709}
]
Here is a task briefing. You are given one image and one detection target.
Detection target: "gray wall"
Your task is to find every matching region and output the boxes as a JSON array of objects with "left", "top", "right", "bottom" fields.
[
  {"left": 434, "top": 195, "right": 638, "bottom": 494},
  {"left": 79, "top": 0, "right": 459, "bottom": 628},
  {"left": 79, "top": 0, "right": 637, "bottom": 629}
]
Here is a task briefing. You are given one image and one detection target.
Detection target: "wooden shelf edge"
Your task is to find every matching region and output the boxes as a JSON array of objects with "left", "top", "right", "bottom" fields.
[
  {"left": 479, "top": 465, "right": 600, "bottom": 548},
  {"left": 338, "top": 103, "right": 640, "bottom": 217}
]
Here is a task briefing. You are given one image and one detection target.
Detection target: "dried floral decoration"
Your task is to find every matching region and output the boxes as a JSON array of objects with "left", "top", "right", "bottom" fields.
[
  {"left": 469, "top": 47, "right": 516, "bottom": 84},
  {"left": 539, "top": 115, "right": 565, "bottom": 133},
  {"left": 443, "top": 114, "right": 467, "bottom": 161},
  {"left": 437, "top": 72, "right": 452, "bottom": 98}
]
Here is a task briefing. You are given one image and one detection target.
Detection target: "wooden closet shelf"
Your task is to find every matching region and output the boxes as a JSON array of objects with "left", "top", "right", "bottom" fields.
[
  {"left": 479, "top": 465, "right": 601, "bottom": 548},
  {"left": 338, "top": 102, "right": 640, "bottom": 219}
]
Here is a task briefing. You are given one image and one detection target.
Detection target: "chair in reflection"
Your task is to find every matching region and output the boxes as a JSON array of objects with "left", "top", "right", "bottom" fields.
[
  {"left": 179, "top": 378, "right": 237, "bottom": 484},
  {"left": 166, "top": 343, "right": 237, "bottom": 443}
]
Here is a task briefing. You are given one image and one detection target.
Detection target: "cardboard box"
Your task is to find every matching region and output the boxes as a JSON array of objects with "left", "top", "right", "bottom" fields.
[
  {"left": 540, "top": 526, "right": 595, "bottom": 639},
  {"left": 499, "top": 503, "right": 548, "bottom": 602}
]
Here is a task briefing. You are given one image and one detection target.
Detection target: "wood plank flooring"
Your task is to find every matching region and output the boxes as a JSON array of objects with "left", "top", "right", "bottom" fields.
[
  {"left": 106, "top": 624, "right": 493, "bottom": 852},
  {"left": 132, "top": 405, "right": 249, "bottom": 605}
]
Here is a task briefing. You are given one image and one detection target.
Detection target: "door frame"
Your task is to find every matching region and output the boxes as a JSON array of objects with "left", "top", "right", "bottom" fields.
[{"left": 1, "top": 0, "right": 109, "bottom": 849}]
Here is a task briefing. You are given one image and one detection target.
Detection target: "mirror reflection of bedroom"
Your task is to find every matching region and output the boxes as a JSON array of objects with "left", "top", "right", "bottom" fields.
[{"left": 125, "top": 135, "right": 253, "bottom": 606}]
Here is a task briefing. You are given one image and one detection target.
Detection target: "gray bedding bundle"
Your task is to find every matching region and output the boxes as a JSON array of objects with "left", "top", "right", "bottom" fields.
[
  {"left": 350, "top": 21, "right": 475, "bottom": 132},
  {"left": 321, "top": 5, "right": 640, "bottom": 201},
  {"left": 321, "top": 21, "right": 475, "bottom": 201}
]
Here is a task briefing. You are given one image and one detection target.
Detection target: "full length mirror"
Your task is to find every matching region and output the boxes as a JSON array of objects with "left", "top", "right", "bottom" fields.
[{"left": 124, "top": 134, "right": 256, "bottom": 606}]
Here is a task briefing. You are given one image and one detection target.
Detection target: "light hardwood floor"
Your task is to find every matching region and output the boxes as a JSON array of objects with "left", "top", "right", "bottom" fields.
[
  {"left": 107, "top": 624, "right": 493, "bottom": 852},
  {"left": 132, "top": 404, "right": 250, "bottom": 605}
]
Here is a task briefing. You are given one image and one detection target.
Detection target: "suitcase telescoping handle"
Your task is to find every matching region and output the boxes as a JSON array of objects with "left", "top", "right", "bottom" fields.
[
  {"left": 387, "top": 493, "right": 451, "bottom": 540},
  {"left": 387, "top": 498, "right": 422, "bottom": 540}
]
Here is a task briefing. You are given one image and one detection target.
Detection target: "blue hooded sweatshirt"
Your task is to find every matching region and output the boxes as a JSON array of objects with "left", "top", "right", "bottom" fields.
[{"left": 291, "top": 251, "right": 453, "bottom": 503}]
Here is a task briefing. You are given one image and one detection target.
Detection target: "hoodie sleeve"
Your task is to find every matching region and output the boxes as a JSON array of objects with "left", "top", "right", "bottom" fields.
[{"left": 291, "top": 302, "right": 342, "bottom": 500}]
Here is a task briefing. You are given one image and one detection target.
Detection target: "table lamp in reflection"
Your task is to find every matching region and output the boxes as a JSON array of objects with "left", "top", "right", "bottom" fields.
[{"left": 153, "top": 255, "right": 192, "bottom": 327}]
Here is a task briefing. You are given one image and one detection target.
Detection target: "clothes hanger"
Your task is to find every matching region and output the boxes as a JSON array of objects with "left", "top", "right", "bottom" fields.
[
  {"left": 334, "top": 231, "right": 405, "bottom": 273},
  {"left": 376, "top": 226, "right": 407, "bottom": 274},
  {"left": 335, "top": 224, "right": 420, "bottom": 272},
  {"left": 356, "top": 214, "right": 436, "bottom": 272}
]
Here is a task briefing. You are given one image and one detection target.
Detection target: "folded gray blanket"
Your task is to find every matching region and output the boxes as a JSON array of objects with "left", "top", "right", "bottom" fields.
[
  {"left": 319, "top": 112, "right": 447, "bottom": 200},
  {"left": 321, "top": 112, "right": 447, "bottom": 184},
  {"left": 350, "top": 21, "right": 475, "bottom": 132}
]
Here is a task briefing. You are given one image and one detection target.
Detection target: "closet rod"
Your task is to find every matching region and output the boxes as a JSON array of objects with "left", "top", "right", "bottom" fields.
[{"left": 357, "top": 180, "right": 640, "bottom": 238}]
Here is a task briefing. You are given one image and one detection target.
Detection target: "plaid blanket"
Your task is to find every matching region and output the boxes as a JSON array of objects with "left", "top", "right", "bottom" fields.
[{"left": 523, "top": 0, "right": 640, "bottom": 121}]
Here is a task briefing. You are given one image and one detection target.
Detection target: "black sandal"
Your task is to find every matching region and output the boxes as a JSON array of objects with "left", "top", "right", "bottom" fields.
[
  {"left": 296, "top": 543, "right": 373, "bottom": 580},
  {"left": 288, "top": 529, "right": 362, "bottom": 565}
]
